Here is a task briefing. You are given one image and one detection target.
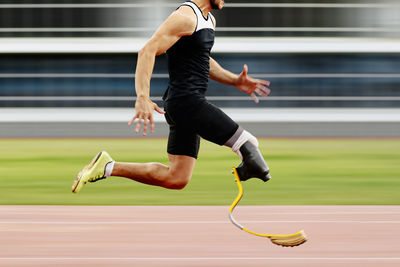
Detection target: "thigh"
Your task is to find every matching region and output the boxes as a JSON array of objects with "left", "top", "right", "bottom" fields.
[
  {"left": 164, "top": 96, "right": 238, "bottom": 148},
  {"left": 193, "top": 100, "right": 239, "bottom": 146},
  {"left": 164, "top": 99, "right": 201, "bottom": 158},
  {"left": 167, "top": 123, "right": 201, "bottom": 159}
]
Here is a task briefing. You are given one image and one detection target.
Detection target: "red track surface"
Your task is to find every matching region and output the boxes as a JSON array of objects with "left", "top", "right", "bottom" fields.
[{"left": 1, "top": 205, "right": 400, "bottom": 266}]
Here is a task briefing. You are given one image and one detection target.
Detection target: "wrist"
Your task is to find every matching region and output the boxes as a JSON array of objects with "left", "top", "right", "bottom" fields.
[
  {"left": 137, "top": 94, "right": 150, "bottom": 101},
  {"left": 233, "top": 74, "right": 241, "bottom": 86}
]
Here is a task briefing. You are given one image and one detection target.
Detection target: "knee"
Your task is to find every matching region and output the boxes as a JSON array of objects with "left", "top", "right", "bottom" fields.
[
  {"left": 229, "top": 130, "right": 259, "bottom": 160},
  {"left": 164, "top": 174, "right": 191, "bottom": 190},
  {"left": 244, "top": 131, "right": 259, "bottom": 147}
]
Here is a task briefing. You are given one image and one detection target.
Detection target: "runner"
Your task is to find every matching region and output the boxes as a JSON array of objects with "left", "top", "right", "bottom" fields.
[{"left": 72, "top": 0, "right": 271, "bottom": 193}]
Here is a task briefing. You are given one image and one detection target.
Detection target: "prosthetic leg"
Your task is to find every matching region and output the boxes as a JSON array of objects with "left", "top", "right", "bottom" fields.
[
  {"left": 229, "top": 140, "right": 307, "bottom": 247},
  {"left": 229, "top": 168, "right": 307, "bottom": 247},
  {"left": 235, "top": 141, "right": 271, "bottom": 182}
]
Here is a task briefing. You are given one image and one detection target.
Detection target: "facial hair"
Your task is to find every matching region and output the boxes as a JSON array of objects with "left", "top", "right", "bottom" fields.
[{"left": 210, "top": 0, "right": 221, "bottom": 10}]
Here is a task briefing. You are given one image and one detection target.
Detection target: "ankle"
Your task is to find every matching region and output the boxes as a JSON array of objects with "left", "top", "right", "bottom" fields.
[{"left": 104, "top": 161, "right": 115, "bottom": 177}]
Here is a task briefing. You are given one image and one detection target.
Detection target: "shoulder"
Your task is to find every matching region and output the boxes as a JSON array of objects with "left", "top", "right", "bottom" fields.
[
  {"left": 164, "top": 5, "right": 197, "bottom": 35},
  {"left": 175, "top": 6, "right": 197, "bottom": 28}
]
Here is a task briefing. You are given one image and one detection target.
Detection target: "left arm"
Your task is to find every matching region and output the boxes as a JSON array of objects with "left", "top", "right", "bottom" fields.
[
  {"left": 208, "top": 14, "right": 270, "bottom": 103},
  {"left": 209, "top": 57, "right": 239, "bottom": 86},
  {"left": 208, "top": 14, "right": 239, "bottom": 86},
  {"left": 209, "top": 57, "right": 271, "bottom": 103}
]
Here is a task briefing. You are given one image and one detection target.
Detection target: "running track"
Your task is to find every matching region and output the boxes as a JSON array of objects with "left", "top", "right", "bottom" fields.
[{"left": 1, "top": 206, "right": 399, "bottom": 266}]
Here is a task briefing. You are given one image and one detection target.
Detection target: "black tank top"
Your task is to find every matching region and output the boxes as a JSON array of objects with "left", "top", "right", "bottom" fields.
[{"left": 163, "top": 1, "right": 215, "bottom": 102}]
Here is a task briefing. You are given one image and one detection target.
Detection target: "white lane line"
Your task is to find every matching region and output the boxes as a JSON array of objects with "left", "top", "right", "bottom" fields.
[
  {"left": 230, "top": 214, "right": 400, "bottom": 215},
  {"left": 255, "top": 214, "right": 400, "bottom": 215},
  {"left": 1, "top": 211, "right": 399, "bottom": 215},
  {"left": 1, "top": 257, "right": 400, "bottom": 261},
  {"left": 1, "top": 220, "right": 399, "bottom": 224},
  {"left": 0, "top": 210, "right": 400, "bottom": 215}
]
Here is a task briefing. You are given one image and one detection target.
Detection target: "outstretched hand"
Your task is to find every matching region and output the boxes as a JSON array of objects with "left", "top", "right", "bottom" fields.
[
  {"left": 128, "top": 96, "right": 165, "bottom": 136},
  {"left": 236, "top": 64, "right": 271, "bottom": 103}
]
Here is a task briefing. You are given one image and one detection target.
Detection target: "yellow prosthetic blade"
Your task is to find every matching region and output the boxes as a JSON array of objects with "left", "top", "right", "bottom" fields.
[{"left": 229, "top": 168, "right": 307, "bottom": 247}]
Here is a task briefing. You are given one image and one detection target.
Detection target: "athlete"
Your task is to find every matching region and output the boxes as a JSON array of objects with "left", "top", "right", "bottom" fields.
[{"left": 72, "top": 0, "right": 271, "bottom": 193}]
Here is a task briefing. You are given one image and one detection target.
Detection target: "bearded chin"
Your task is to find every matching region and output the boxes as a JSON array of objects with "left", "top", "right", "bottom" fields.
[{"left": 210, "top": 1, "right": 220, "bottom": 9}]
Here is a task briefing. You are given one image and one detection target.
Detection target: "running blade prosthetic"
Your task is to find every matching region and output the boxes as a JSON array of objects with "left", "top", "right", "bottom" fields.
[
  {"left": 236, "top": 141, "right": 271, "bottom": 182},
  {"left": 229, "top": 168, "right": 307, "bottom": 247}
]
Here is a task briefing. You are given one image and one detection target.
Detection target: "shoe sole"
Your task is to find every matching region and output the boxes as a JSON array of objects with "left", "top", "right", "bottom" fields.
[{"left": 72, "top": 151, "right": 103, "bottom": 193}]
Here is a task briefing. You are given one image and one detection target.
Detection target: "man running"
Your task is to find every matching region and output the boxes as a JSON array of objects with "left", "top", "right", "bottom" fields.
[{"left": 72, "top": 0, "right": 271, "bottom": 193}]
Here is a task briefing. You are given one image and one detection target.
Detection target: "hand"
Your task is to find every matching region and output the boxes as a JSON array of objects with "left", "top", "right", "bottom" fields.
[
  {"left": 128, "top": 96, "right": 165, "bottom": 136},
  {"left": 236, "top": 64, "right": 271, "bottom": 104}
]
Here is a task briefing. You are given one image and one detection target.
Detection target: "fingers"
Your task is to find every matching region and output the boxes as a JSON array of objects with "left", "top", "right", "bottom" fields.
[
  {"left": 131, "top": 115, "right": 151, "bottom": 136},
  {"left": 255, "top": 84, "right": 271, "bottom": 97},
  {"left": 135, "top": 118, "right": 142, "bottom": 134},
  {"left": 128, "top": 98, "right": 165, "bottom": 135},
  {"left": 150, "top": 115, "right": 155, "bottom": 133},
  {"left": 250, "top": 92, "right": 259, "bottom": 104},
  {"left": 150, "top": 104, "right": 164, "bottom": 134},
  {"left": 129, "top": 105, "right": 164, "bottom": 136},
  {"left": 242, "top": 64, "right": 248, "bottom": 77},
  {"left": 143, "top": 119, "right": 149, "bottom": 136},
  {"left": 154, "top": 104, "right": 166, "bottom": 114},
  {"left": 131, "top": 116, "right": 149, "bottom": 136},
  {"left": 258, "top": 79, "right": 271, "bottom": 87},
  {"left": 128, "top": 115, "right": 137, "bottom": 126}
]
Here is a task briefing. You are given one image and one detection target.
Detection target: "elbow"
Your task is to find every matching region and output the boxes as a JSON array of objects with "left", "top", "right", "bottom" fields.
[
  {"left": 138, "top": 45, "right": 160, "bottom": 58},
  {"left": 138, "top": 47, "right": 147, "bottom": 58}
]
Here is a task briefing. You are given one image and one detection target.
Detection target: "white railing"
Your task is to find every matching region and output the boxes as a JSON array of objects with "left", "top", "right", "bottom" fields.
[
  {"left": 0, "top": 27, "right": 398, "bottom": 33},
  {"left": 2, "top": 108, "right": 400, "bottom": 123},
  {"left": 1, "top": 96, "right": 399, "bottom": 102},
  {"left": 1, "top": 73, "right": 400, "bottom": 78},
  {"left": 0, "top": 3, "right": 398, "bottom": 34},
  {"left": 0, "top": 3, "right": 398, "bottom": 8},
  {"left": 1, "top": 37, "right": 400, "bottom": 53}
]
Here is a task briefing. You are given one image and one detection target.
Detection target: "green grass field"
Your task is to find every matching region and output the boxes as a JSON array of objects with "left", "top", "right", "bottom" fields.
[{"left": 0, "top": 138, "right": 399, "bottom": 205}]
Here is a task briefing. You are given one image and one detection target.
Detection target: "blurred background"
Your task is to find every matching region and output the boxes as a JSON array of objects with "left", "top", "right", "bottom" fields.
[
  {"left": 1, "top": 0, "right": 400, "bottom": 137},
  {"left": 0, "top": 1, "right": 400, "bottom": 207}
]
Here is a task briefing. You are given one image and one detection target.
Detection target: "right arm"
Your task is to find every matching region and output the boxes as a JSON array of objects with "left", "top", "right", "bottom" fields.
[{"left": 129, "top": 6, "right": 196, "bottom": 136}]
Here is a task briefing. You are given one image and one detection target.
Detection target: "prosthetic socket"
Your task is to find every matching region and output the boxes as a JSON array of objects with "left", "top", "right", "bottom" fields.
[{"left": 236, "top": 141, "right": 271, "bottom": 182}]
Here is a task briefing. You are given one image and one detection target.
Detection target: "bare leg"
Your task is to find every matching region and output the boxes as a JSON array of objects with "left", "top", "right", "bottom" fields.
[{"left": 111, "top": 154, "right": 196, "bottom": 190}]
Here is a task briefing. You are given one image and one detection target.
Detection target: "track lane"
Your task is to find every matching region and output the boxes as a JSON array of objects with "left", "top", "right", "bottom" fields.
[{"left": 1, "top": 206, "right": 399, "bottom": 266}]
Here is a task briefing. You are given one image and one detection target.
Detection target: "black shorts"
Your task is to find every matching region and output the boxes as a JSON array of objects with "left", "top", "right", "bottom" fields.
[{"left": 164, "top": 96, "right": 239, "bottom": 159}]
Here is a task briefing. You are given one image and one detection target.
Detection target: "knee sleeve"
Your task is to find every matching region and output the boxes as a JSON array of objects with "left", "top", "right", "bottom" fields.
[{"left": 231, "top": 130, "right": 259, "bottom": 159}]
